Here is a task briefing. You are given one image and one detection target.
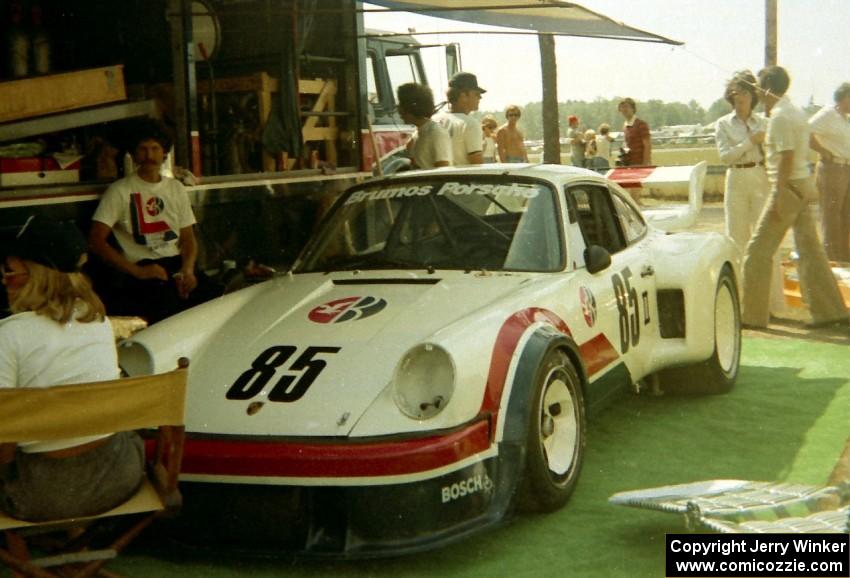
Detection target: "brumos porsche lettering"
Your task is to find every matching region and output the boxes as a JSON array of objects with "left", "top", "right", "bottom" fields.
[
  {"left": 345, "top": 185, "right": 432, "bottom": 204},
  {"left": 308, "top": 296, "right": 387, "bottom": 324},
  {"left": 441, "top": 473, "right": 494, "bottom": 503},
  {"left": 436, "top": 181, "right": 539, "bottom": 199},
  {"left": 226, "top": 345, "right": 340, "bottom": 402}
]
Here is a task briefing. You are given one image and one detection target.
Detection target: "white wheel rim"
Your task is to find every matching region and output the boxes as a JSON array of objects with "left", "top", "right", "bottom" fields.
[
  {"left": 540, "top": 370, "right": 578, "bottom": 476},
  {"left": 715, "top": 281, "right": 739, "bottom": 374}
]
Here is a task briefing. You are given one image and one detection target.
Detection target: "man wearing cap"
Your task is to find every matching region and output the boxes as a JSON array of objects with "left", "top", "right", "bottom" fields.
[
  {"left": 436, "top": 72, "right": 486, "bottom": 166},
  {"left": 88, "top": 118, "right": 216, "bottom": 324}
]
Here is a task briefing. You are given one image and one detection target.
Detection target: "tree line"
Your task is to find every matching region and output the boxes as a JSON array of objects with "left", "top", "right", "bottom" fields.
[{"left": 480, "top": 97, "right": 734, "bottom": 140}]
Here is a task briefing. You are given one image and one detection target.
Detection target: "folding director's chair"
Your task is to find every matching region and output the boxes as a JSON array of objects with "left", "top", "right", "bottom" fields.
[{"left": 0, "top": 358, "right": 189, "bottom": 578}]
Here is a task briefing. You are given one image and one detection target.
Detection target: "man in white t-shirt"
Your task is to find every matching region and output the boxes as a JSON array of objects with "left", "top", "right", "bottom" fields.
[
  {"left": 89, "top": 119, "right": 217, "bottom": 323},
  {"left": 435, "top": 72, "right": 486, "bottom": 166},
  {"left": 396, "top": 82, "right": 452, "bottom": 169},
  {"left": 808, "top": 82, "right": 850, "bottom": 261},
  {"left": 741, "top": 67, "right": 847, "bottom": 330}
]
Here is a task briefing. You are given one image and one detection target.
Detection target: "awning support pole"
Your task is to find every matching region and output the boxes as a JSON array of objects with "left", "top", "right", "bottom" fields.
[{"left": 539, "top": 33, "right": 560, "bottom": 164}]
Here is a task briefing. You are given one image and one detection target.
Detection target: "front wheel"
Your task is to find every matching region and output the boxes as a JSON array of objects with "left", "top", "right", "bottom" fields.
[
  {"left": 516, "top": 349, "right": 586, "bottom": 513},
  {"left": 658, "top": 265, "right": 741, "bottom": 394}
]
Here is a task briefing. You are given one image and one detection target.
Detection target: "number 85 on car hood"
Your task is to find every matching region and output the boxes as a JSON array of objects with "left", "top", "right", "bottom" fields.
[{"left": 118, "top": 269, "right": 550, "bottom": 439}]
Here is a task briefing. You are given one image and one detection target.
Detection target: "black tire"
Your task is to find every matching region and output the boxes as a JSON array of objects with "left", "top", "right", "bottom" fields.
[
  {"left": 516, "top": 349, "right": 586, "bottom": 513},
  {"left": 658, "top": 265, "right": 741, "bottom": 394}
]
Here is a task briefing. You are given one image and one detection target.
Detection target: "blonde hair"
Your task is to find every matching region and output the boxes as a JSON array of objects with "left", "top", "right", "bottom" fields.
[
  {"left": 482, "top": 114, "right": 498, "bottom": 130},
  {"left": 9, "top": 260, "right": 105, "bottom": 324}
]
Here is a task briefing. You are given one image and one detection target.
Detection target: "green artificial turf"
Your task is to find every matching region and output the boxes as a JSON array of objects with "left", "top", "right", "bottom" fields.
[{"left": 103, "top": 337, "right": 850, "bottom": 578}]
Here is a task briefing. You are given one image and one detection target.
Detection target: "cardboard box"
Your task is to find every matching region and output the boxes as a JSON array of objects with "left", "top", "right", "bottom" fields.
[
  {"left": 0, "top": 157, "right": 81, "bottom": 187},
  {"left": 0, "top": 65, "right": 126, "bottom": 123}
]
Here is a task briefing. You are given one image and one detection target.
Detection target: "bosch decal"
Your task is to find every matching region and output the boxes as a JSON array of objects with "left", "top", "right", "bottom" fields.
[
  {"left": 441, "top": 473, "right": 494, "bottom": 503},
  {"left": 580, "top": 286, "right": 597, "bottom": 328},
  {"left": 308, "top": 296, "right": 387, "bottom": 324}
]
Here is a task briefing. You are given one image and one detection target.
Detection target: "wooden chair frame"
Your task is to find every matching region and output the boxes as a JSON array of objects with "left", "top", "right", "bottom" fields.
[{"left": 0, "top": 359, "right": 189, "bottom": 578}]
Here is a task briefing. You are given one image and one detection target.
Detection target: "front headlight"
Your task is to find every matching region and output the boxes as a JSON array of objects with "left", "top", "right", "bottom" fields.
[{"left": 393, "top": 343, "right": 455, "bottom": 420}]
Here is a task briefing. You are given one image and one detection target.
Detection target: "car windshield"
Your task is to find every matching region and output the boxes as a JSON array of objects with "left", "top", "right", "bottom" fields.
[{"left": 296, "top": 177, "right": 563, "bottom": 273}]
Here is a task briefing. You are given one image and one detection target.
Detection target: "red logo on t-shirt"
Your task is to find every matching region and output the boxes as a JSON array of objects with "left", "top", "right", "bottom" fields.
[
  {"left": 131, "top": 192, "right": 170, "bottom": 234},
  {"left": 145, "top": 196, "right": 165, "bottom": 217}
]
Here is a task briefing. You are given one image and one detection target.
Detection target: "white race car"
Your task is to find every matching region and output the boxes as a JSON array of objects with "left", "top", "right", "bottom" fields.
[{"left": 119, "top": 163, "right": 741, "bottom": 555}]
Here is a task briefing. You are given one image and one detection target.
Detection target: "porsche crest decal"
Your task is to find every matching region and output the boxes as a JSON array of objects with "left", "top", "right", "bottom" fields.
[
  {"left": 308, "top": 296, "right": 387, "bottom": 324},
  {"left": 580, "top": 286, "right": 597, "bottom": 328}
]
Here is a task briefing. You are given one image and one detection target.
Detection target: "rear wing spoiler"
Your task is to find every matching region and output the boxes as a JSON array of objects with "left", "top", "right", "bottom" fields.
[{"left": 606, "top": 161, "right": 708, "bottom": 232}]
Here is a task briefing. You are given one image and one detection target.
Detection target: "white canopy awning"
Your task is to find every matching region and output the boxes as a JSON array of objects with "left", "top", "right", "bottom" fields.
[{"left": 364, "top": 1, "right": 682, "bottom": 45}]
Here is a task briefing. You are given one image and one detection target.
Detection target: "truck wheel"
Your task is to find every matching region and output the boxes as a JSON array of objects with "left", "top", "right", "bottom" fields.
[
  {"left": 659, "top": 265, "right": 741, "bottom": 394},
  {"left": 516, "top": 349, "right": 586, "bottom": 513}
]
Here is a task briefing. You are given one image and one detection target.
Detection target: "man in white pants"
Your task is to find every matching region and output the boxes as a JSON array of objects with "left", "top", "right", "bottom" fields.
[{"left": 741, "top": 66, "right": 848, "bottom": 330}]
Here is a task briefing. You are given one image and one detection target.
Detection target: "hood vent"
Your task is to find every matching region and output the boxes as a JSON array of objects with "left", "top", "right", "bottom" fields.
[{"left": 333, "top": 278, "right": 440, "bottom": 286}]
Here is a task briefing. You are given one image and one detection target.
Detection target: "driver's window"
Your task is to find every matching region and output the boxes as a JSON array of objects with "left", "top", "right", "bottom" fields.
[
  {"left": 565, "top": 185, "right": 625, "bottom": 254},
  {"left": 386, "top": 53, "right": 421, "bottom": 102},
  {"left": 365, "top": 52, "right": 381, "bottom": 106},
  {"left": 610, "top": 191, "right": 647, "bottom": 244}
]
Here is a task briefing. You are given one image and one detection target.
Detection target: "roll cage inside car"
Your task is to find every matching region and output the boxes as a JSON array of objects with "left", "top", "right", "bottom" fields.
[{"left": 294, "top": 174, "right": 568, "bottom": 274}]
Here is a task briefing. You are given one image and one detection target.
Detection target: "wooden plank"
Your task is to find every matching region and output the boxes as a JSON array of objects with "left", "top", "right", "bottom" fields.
[
  {"left": 0, "top": 66, "right": 126, "bottom": 123},
  {"left": 197, "top": 73, "right": 280, "bottom": 95},
  {"left": 197, "top": 75, "right": 325, "bottom": 96},
  {"left": 302, "top": 127, "right": 339, "bottom": 142}
]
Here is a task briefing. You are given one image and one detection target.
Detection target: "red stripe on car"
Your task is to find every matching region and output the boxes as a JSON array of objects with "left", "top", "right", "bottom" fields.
[
  {"left": 480, "top": 308, "right": 571, "bottom": 438},
  {"left": 578, "top": 333, "right": 620, "bottom": 376},
  {"left": 179, "top": 418, "right": 491, "bottom": 479},
  {"left": 481, "top": 308, "right": 620, "bottom": 439},
  {"left": 606, "top": 166, "right": 656, "bottom": 189}
]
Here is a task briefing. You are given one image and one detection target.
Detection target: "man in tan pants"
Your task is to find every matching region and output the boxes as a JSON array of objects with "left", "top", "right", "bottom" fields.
[
  {"left": 809, "top": 82, "right": 850, "bottom": 262},
  {"left": 741, "top": 66, "right": 848, "bottom": 329}
]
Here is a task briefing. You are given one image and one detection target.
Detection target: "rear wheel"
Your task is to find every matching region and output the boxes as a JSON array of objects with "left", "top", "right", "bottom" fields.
[
  {"left": 659, "top": 265, "right": 741, "bottom": 394},
  {"left": 516, "top": 349, "right": 586, "bottom": 513}
]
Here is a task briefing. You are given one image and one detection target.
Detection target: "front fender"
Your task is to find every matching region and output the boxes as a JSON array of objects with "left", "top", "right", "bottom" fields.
[
  {"left": 500, "top": 327, "right": 586, "bottom": 445},
  {"left": 118, "top": 280, "right": 273, "bottom": 375},
  {"left": 491, "top": 327, "right": 585, "bottom": 514}
]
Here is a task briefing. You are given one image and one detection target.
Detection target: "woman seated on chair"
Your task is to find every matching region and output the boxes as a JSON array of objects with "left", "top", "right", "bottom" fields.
[{"left": 0, "top": 216, "right": 144, "bottom": 522}]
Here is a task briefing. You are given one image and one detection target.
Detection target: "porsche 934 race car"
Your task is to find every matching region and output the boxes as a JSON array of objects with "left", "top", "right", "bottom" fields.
[{"left": 118, "top": 163, "right": 741, "bottom": 556}]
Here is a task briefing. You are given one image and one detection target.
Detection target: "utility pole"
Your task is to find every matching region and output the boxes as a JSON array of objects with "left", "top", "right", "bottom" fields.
[
  {"left": 538, "top": 33, "right": 560, "bottom": 164},
  {"left": 765, "top": 0, "right": 777, "bottom": 66}
]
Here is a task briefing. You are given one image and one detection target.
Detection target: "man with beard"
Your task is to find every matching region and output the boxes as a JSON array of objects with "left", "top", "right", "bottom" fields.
[{"left": 89, "top": 119, "right": 216, "bottom": 323}]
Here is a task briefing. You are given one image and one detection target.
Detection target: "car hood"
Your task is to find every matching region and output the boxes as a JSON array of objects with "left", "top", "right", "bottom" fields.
[{"left": 132, "top": 271, "right": 532, "bottom": 437}]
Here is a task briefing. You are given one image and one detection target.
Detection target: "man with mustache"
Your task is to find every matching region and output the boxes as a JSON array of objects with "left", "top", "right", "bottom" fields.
[{"left": 89, "top": 119, "right": 214, "bottom": 323}]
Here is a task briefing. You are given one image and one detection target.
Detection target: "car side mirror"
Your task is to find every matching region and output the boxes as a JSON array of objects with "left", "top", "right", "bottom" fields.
[{"left": 584, "top": 245, "right": 612, "bottom": 274}]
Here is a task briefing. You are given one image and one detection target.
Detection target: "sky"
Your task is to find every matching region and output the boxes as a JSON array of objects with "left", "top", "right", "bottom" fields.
[{"left": 364, "top": 1, "right": 850, "bottom": 112}]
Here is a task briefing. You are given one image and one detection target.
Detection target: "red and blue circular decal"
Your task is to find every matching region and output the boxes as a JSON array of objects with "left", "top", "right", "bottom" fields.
[
  {"left": 145, "top": 196, "right": 165, "bottom": 217},
  {"left": 308, "top": 296, "right": 387, "bottom": 324},
  {"left": 580, "top": 286, "right": 597, "bottom": 328}
]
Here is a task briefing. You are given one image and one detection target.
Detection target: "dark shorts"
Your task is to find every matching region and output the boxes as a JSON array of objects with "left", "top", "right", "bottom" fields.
[
  {"left": 89, "top": 255, "right": 222, "bottom": 324},
  {"left": 0, "top": 431, "right": 145, "bottom": 522}
]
